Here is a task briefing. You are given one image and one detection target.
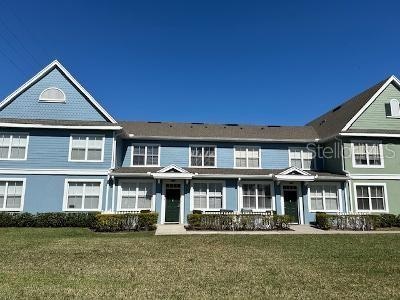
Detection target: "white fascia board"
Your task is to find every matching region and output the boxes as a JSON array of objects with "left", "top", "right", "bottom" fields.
[
  {"left": 127, "top": 134, "right": 318, "bottom": 143},
  {"left": 340, "top": 132, "right": 400, "bottom": 138},
  {"left": 342, "top": 75, "right": 400, "bottom": 131},
  {"left": 0, "top": 168, "right": 109, "bottom": 175},
  {"left": 0, "top": 60, "right": 117, "bottom": 124},
  {"left": 0, "top": 123, "right": 122, "bottom": 130},
  {"left": 151, "top": 173, "right": 193, "bottom": 179},
  {"left": 275, "top": 175, "right": 315, "bottom": 181}
]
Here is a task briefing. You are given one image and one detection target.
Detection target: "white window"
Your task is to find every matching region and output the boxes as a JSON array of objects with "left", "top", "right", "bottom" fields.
[
  {"left": 190, "top": 146, "right": 216, "bottom": 167},
  {"left": 69, "top": 135, "right": 104, "bottom": 162},
  {"left": 289, "top": 148, "right": 314, "bottom": 170},
  {"left": 234, "top": 146, "right": 260, "bottom": 168},
  {"left": 0, "top": 179, "right": 25, "bottom": 211},
  {"left": 192, "top": 182, "right": 224, "bottom": 210},
  {"left": 241, "top": 183, "right": 274, "bottom": 210},
  {"left": 390, "top": 99, "right": 400, "bottom": 117},
  {"left": 351, "top": 141, "right": 383, "bottom": 167},
  {"left": 355, "top": 184, "right": 387, "bottom": 212},
  {"left": 0, "top": 133, "right": 28, "bottom": 160},
  {"left": 309, "top": 184, "right": 340, "bottom": 212},
  {"left": 39, "top": 87, "right": 66, "bottom": 103},
  {"left": 131, "top": 145, "right": 159, "bottom": 166},
  {"left": 64, "top": 180, "right": 102, "bottom": 211},
  {"left": 119, "top": 181, "right": 154, "bottom": 211}
]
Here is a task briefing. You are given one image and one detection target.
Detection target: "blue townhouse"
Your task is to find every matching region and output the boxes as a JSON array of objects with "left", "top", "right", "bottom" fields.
[{"left": 3, "top": 60, "right": 400, "bottom": 224}]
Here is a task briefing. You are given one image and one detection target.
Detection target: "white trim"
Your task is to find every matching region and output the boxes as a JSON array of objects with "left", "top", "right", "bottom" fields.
[
  {"left": 127, "top": 134, "right": 318, "bottom": 143},
  {"left": 350, "top": 174, "right": 400, "bottom": 180},
  {"left": 342, "top": 75, "right": 400, "bottom": 131},
  {"left": 238, "top": 180, "right": 275, "bottom": 212},
  {"left": 279, "top": 166, "right": 311, "bottom": 176},
  {"left": 190, "top": 180, "right": 226, "bottom": 211},
  {"left": 274, "top": 174, "right": 315, "bottom": 181},
  {"left": 353, "top": 182, "right": 389, "bottom": 213},
  {"left": 350, "top": 140, "right": 384, "bottom": 168},
  {"left": 0, "top": 123, "right": 121, "bottom": 130},
  {"left": 307, "top": 182, "right": 341, "bottom": 213},
  {"left": 38, "top": 87, "right": 66, "bottom": 103},
  {"left": 157, "top": 164, "right": 188, "bottom": 174},
  {"left": 116, "top": 179, "right": 156, "bottom": 212},
  {"left": 0, "top": 178, "right": 26, "bottom": 212},
  {"left": 111, "top": 132, "right": 117, "bottom": 169},
  {"left": 0, "top": 132, "right": 29, "bottom": 161},
  {"left": 188, "top": 145, "right": 217, "bottom": 168},
  {"left": 288, "top": 147, "right": 315, "bottom": 170},
  {"left": 233, "top": 146, "right": 261, "bottom": 169},
  {"left": 130, "top": 143, "right": 160, "bottom": 167},
  {"left": 0, "top": 60, "right": 117, "bottom": 123},
  {"left": 62, "top": 178, "right": 104, "bottom": 212},
  {"left": 0, "top": 168, "right": 108, "bottom": 175},
  {"left": 68, "top": 134, "right": 105, "bottom": 163},
  {"left": 161, "top": 180, "right": 185, "bottom": 224},
  {"left": 340, "top": 132, "right": 400, "bottom": 138}
]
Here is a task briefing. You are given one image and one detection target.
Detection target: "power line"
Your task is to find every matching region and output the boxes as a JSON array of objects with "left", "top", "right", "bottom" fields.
[{"left": 0, "top": 46, "right": 27, "bottom": 76}]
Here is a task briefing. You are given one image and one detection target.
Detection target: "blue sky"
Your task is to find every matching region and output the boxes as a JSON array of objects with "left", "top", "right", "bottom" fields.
[{"left": 0, "top": 0, "right": 399, "bottom": 125}]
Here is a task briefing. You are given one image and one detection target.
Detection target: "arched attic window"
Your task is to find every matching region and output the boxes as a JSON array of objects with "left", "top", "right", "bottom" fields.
[
  {"left": 39, "top": 87, "right": 66, "bottom": 103},
  {"left": 390, "top": 99, "right": 400, "bottom": 117}
]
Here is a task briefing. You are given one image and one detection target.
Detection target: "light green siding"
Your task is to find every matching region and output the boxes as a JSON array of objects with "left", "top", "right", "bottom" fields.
[
  {"left": 350, "top": 83, "right": 400, "bottom": 130},
  {"left": 349, "top": 180, "right": 400, "bottom": 214},
  {"left": 343, "top": 138, "right": 400, "bottom": 174}
]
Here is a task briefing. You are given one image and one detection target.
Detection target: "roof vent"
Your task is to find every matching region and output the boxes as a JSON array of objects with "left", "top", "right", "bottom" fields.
[
  {"left": 225, "top": 123, "right": 239, "bottom": 126},
  {"left": 191, "top": 122, "right": 204, "bottom": 125},
  {"left": 332, "top": 105, "right": 342, "bottom": 112},
  {"left": 319, "top": 119, "right": 327, "bottom": 126},
  {"left": 148, "top": 121, "right": 162, "bottom": 124},
  {"left": 267, "top": 125, "right": 281, "bottom": 128}
]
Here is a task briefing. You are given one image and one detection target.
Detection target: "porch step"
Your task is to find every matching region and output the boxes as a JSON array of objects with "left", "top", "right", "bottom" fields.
[{"left": 155, "top": 224, "right": 187, "bottom": 235}]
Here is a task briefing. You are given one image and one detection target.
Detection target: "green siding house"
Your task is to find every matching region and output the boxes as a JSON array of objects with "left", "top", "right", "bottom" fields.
[{"left": 0, "top": 60, "right": 399, "bottom": 224}]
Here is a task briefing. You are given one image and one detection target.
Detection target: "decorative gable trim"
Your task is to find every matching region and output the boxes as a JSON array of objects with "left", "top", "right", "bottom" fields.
[
  {"left": 152, "top": 164, "right": 193, "bottom": 179},
  {"left": 342, "top": 75, "right": 400, "bottom": 132},
  {"left": 0, "top": 60, "right": 117, "bottom": 123},
  {"left": 157, "top": 164, "right": 189, "bottom": 174},
  {"left": 278, "top": 166, "right": 311, "bottom": 176}
]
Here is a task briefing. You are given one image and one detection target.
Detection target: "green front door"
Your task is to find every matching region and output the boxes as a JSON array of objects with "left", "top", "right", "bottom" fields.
[
  {"left": 284, "top": 190, "right": 299, "bottom": 223},
  {"left": 165, "top": 185, "right": 180, "bottom": 223}
]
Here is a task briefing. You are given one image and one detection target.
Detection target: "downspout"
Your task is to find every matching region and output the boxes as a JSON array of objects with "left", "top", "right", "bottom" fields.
[{"left": 340, "top": 138, "right": 351, "bottom": 213}]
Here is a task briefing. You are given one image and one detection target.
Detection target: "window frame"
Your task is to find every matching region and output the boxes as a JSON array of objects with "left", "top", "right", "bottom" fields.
[
  {"left": 130, "top": 144, "right": 160, "bottom": 167},
  {"left": 0, "top": 178, "right": 26, "bottom": 212},
  {"left": 38, "top": 87, "right": 66, "bottom": 103},
  {"left": 350, "top": 140, "right": 384, "bottom": 168},
  {"left": 308, "top": 183, "right": 342, "bottom": 213},
  {"left": 288, "top": 147, "right": 315, "bottom": 170},
  {"left": 233, "top": 146, "right": 261, "bottom": 169},
  {"left": 189, "top": 145, "right": 217, "bottom": 168},
  {"left": 239, "top": 181, "right": 275, "bottom": 212},
  {"left": 354, "top": 183, "right": 389, "bottom": 213},
  {"left": 117, "top": 179, "right": 155, "bottom": 212},
  {"left": 190, "top": 180, "right": 226, "bottom": 211},
  {"left": 0, "top": 132, "right": 29, "bottom": 161},
  {"left": 68, "top": 134, "right": 105, "bottom": 163},
  {"left": 63, "top": 179, "right": 103, "bottom": 212},
  {"left": 388, "top": 98, "right": 400, "bottom": 118}
]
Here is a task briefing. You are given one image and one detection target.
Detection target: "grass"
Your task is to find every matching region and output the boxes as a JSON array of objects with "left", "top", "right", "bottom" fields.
[{"left": 0, "top": 229, "right": 399, "bottom": 299}]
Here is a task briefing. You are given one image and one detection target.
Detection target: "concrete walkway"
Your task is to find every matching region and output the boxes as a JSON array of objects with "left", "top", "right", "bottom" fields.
[{"left": 155, "top": 224, "right": 400, "bottom": 236}]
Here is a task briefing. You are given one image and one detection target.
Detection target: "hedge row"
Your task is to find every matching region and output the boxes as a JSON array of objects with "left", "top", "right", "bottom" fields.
[
  {"left": 187, "top": 213, "right": 292, "bottom": 231},
  {"left": 0, "top": 212, "right": 159, "bottom": 232},
  {"left": 0, "top": 212, "right": 98, "bottom": 228},
  {"left": 92, "top": 213, "right": 158, "bottom": 232},
  {"left": 315, "top": 212, "right": 400, "bottom": 231}
]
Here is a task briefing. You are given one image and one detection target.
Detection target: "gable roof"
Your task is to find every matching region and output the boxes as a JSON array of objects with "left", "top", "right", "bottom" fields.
[
  {"left": 307, "top": 76, "right": 400, "bottom": 139},
  {"left": 120, "top": 121, "right": 319, "bottom": 142},
  {"left": 0, "top": 60, "right": 117, "bottom": 124}
]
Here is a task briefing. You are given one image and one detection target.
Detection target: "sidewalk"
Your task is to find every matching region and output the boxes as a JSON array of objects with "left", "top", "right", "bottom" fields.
[{"left": 155, "top": 224, "right": 400, "bottom": 236}]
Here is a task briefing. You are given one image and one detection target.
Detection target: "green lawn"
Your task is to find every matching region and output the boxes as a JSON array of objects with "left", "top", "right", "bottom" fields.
[{"left": 0, "top": 229, "right": 399, "bottom": 299}]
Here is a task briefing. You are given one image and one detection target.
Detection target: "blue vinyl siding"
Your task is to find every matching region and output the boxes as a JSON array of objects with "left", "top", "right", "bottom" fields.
[
  {"left": 0, "top": 174, "right": 109, "bottom": 213},
  {"left": 120, "top": 140, "right": 301, "bottom": 169},
  {"left": 0, "top": 68, "right": 108, "bottom": 121},
  {"left": 0, "top": 129, "right": 113, "bottom": 170},
  {"left": 225, "top": 179, "right": 238, "bottom": 211}
]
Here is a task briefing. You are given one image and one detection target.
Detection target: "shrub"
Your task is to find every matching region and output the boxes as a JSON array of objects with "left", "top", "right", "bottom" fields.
[
  {"left": 186, "top": 213, "right": 291, "bottom": 231},
  {"left": 316, "top": 212, "right": 333, "bottom": 230},
  {"left": 375, "top": 214, "right": 398, "bottom": 228},
  {"left": 0, "top": 212, "right": 98, "bottom": 228},
  {"left": 316, "top": 213, "right": 377, "bottom": 231},
  {"left": 92, "top": 212, "right": 158, "bottom": 232}
]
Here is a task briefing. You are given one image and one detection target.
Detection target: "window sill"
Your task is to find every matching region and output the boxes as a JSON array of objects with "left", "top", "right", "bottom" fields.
[
  {"left": 0, "top": 208, "right": 23, "bottom": 212},
  {"left": 356, "top": 209, "right": 388, "bottom": 214},
  {"left": 69, "top": 160, "right": 104, "bottom": 163},
  {"left": 352, "top": 165, "right": 385, "bottom": 169},
  {"left": 309, "top": 210, "right": 340, "bottom": 213},
  {"left": 63, "top": 209, "right": 102, "bottom": 212}
]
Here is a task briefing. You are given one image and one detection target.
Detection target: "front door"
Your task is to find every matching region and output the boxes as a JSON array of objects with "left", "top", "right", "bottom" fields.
[
  {"left": 165, "top": 184, "right": 181, "bottom": 223},
  {"left": 283, "top": 189, "right": 299, "bottom": 223}
]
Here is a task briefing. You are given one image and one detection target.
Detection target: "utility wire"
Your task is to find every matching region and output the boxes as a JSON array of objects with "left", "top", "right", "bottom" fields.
[{"left": 0, "top": 46, "right": 27, "bottom": 76}]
